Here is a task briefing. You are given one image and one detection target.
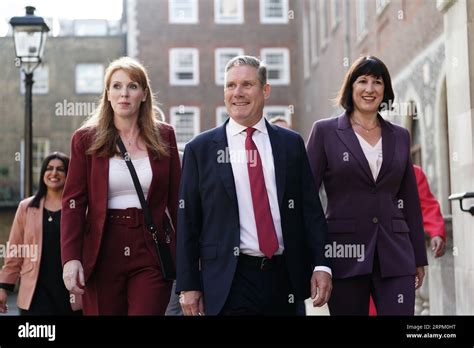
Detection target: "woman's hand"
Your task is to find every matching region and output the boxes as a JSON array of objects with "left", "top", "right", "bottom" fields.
[
  {"left": 63, "top": 260, "right": 85, "bottom": 295},
  {"left": 415, "top": 266, "right": 425, "bottom": 290},
  {"left": 0, "top": 289, "right": 8, "bottom": 314}
]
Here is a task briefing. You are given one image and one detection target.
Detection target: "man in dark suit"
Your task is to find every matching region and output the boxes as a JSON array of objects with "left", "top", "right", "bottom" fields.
[{"left": 176, "top": 55, "right": 332, "bottom": 316}]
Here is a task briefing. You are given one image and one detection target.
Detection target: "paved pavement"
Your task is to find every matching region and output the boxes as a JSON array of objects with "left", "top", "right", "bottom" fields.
[
  {"left": 5, "top": 292, "right": 19, "bottom": 316},
  {"left": 4, "top": 292, "right": 328, "bottom": 316}
]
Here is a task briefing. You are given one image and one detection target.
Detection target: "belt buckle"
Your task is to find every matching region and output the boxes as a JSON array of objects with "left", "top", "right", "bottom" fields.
[{"left": 260, "top": 257, "right": 270, "bottom": 270}]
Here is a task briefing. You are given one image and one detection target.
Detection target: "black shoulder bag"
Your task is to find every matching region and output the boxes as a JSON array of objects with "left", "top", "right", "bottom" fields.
[{"left": 116, "top": 137, "right": 176, "bottom": 280}]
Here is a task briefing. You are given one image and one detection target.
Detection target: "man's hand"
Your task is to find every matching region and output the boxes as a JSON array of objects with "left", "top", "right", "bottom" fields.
[
  {"left": 180, "top": 290, "right": 204, "bottom": 316},
  {"left": 415, "top": 266, "right": 425, "bottom": 290},
  {"left": 63, "top": 260, "right": 85, "bottom": 295},
  {"left": 430, "top": 236, "right": 446, "bottom": 258},
  {"left": 310, "top": 271, "right": 332, "bottom": 307},
  {"left": 0, "top": 289, "right": 8, "bottom": 314}
]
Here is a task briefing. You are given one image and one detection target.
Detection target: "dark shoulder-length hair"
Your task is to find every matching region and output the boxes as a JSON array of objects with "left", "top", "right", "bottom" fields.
[
  {"left": 335, "top": 56, "right": 395, "bottom": 114},
  {"left": 28, "top": 152, "right": 70, "bottom": 208}
]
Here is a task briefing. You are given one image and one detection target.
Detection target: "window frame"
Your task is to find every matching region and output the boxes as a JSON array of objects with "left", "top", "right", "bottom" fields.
[
  {"left": 264, "top": 105, "right": 292, "bottom": 125},
  {"left": 75, "top": 63, "right": 104, "bottom": 94},
  {"left": 214, "top": 0, "right": 244, "bottom": 24},
  {"left": 260, "top": 0, "right": 289, "bottom": 24},
  {"left": 170, "top": 106, "right": 201, "bottom": 150},
  {"left": 169, "top": 0, "right": 199, "bottom": 24},
  {"left": 169, "top": 48, "right": 200, "bottom": 86},
  {"left": 260, "top": 48, "right": 290, "bottom": 85}
]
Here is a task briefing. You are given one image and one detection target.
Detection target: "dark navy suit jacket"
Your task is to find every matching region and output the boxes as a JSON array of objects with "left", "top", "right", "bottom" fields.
[
  {"left": 176, "top": 119, "right": 329, "bottom": 315},
  {"left": 306, "top": 112, "right": 428, "bottom": 279}
]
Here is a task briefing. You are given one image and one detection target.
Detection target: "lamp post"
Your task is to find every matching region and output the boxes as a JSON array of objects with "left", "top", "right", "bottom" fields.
[{"left": 10, "top": 6, "right": 49, "bottom": 198}]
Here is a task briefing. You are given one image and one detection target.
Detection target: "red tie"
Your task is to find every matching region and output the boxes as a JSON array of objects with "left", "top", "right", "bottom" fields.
[{"left": 245, "top": 127, "right": 279, "bottom": 258}]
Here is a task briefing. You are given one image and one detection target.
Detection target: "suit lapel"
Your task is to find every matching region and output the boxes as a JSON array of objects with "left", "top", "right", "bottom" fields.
[
  {"left": 213, "top": 121, "right": 238, "bottom": 205},
  {"left": 336, "top": 112, "right": 374, "bottom": 184},
  {"left": 376, "top": 115, "right": 395, "bottom": 183},
  {"left": 266, "top": 120, "right": 286, "bottom": 207}
]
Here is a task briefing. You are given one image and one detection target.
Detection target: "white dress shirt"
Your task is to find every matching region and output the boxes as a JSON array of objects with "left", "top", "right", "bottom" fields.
[
  {"left": 355, "top": 133, "right": 383, "bottom": 181},
  {"left": 226, "top": 117, "right": 331, "bottom": 275}
]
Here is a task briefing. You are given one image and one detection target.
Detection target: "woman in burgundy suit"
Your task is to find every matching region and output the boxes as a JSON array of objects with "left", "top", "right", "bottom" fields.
[
  {"left": 61, "top": 57, "right": 181, "bottom": 315},
  {"left": 306, "top": 56, "right": 428, "bottom": 315}
]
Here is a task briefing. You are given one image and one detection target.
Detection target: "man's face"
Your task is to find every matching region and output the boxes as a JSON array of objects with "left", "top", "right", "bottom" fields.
[{"left": 224, "top": 65, "right": 271, "bottom": 127}]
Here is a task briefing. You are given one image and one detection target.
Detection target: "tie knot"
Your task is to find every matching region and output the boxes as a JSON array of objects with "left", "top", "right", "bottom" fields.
[{"left": 246, "top": 127, "right": 257, "bottom": 137}]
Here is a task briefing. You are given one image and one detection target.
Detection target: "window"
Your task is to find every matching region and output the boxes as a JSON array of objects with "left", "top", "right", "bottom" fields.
[
  {"left": 319, "top": 0, "right": 329, "bottom": 48},
  {"left": 376, "top": 0, "right": 390, "bottom": 14},
  {"left": 216, "top": 106, "right": 229, "bottom": 126},
  {"left": 20, "top": 65, "right": 49, "bottom": 95},
  {"left": 215, "top": 0, "right": 244, "bottom": 24},
  {"left": 264, "top": 106, "right": 292, "bottom": 125},
  {"left": 356, "top": 0, "right": 367, "bottom": 40},
  {"left": 215, "top": 48, "right": 244, "bottom": 85},
  {"left": 169, "top": 48, "right": 199, "bottom": 85},
  {"left": 75, "top": 64, "right": 104, "bottom": 94},
  {"left": 331, "top": 0, "right": 341, "bottom": 30},
  {"left": 169, "top": 0, "right": 198, "bottom": 24},
  {"left": 261, "top": 48, "right": 290, "bottom": 85},
  {"left": 260, "top": 0, "right": 289, "bottom": 24},
  {"left": 74, "top": 20, "right": 108, "bottom": 36},
  {"left": 170, "top": 106, "right": 200, "bottom": 150}
]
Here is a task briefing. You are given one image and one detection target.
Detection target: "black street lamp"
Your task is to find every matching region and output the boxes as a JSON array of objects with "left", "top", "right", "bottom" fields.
[{"left": 10, "top": 6, "right": 49, "bottom": 198}]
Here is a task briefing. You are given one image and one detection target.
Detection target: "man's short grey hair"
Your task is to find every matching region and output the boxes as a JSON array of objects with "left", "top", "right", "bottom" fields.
[{"left": 225, "top": 55, "right": 267, "bottom": 86}]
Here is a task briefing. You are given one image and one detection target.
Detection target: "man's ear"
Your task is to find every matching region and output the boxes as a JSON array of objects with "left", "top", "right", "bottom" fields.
[{"left": 263, "top": 84, "right": 271, "bottom": 99}]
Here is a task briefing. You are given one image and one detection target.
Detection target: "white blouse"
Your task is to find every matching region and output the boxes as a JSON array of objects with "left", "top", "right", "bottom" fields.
[
  {"left": 108, "top": 156, "right": 152, "bottom": 209},
  {"left": 355, "top": 133, "right": 383, "bottom": 181}
]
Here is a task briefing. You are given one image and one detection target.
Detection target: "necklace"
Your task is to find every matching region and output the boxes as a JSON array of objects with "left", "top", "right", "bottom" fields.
[
  {"left": 352, "top": 119, "right": 379, "bottom": 133},
  {"left": 123, "top": 132, "right": 138, "bottom": 146},
  {"left": 45, "top": 208, "right": 53, "bottom": 222}
]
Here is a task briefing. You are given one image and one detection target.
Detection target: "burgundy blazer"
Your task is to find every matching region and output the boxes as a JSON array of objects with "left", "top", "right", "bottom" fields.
[
  {"left": 306, "top": 112, "right": 428, "bottom": 279},
  {"left": 60, "top": 124, "right": 181, "bottom": 282}
]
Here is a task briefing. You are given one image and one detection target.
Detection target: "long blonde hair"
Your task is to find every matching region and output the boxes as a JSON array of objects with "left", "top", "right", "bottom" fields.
[{"left": 82, "top": 57, "right": 168, "bottom": 158}]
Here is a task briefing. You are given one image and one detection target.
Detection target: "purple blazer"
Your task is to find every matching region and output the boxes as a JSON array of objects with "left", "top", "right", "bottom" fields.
[{"left": 306, "top": 112, "right": 428, "bottom": 279}]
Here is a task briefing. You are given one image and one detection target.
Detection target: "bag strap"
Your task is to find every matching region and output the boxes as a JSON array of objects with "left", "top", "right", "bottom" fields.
[{"left": 116, "top": 137, "right": 157, "bottom": 235}]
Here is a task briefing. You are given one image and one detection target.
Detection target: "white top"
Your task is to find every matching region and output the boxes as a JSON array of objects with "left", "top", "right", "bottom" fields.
[
  {"left": 226, "top": 117, "right": 331, "bottom": 275},
  {"left": 355, "top": 133, "right": 383, "bottom": 181},
  {"left": 108, "top": 156, "right": 152, "bottom": 209}
]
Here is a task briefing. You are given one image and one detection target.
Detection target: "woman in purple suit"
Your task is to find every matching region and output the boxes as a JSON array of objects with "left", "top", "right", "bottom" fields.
[{"left": 306, "top": 56, "right": 427, "bottom": 315}]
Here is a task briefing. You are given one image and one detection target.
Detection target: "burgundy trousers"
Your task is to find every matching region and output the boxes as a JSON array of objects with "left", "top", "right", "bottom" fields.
[{"left": 83, "top": 208, "right": 172, "bottom": 315}]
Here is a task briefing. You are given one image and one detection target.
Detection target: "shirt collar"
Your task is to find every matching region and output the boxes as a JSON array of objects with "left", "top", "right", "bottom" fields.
[{"left": 228, "top": 116, "right": 268, "bottom": 136}]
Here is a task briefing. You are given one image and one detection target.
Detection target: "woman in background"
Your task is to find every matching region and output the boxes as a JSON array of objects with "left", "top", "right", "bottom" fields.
[{"left": 0, "top": 152, "right": 81, "bottom": 315}]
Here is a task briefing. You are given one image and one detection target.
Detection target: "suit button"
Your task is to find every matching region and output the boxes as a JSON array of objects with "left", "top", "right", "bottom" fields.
[
  {"left": 371, "top": 188, "right": 377, "bottom": 194},
  {"left": 372, "top": 217, "right": 379, "bottom": 224}
]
